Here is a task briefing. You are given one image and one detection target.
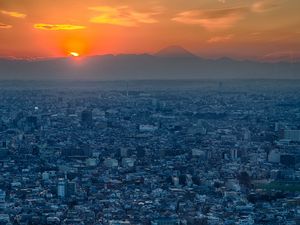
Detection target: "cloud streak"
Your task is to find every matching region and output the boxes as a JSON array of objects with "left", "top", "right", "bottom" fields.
[
  {"left": 172, "top": 7, "right": 248, "bottom": 31},
  {"left": 89, "top": 6, "right": 160, "bottom": 27},
  {"left": 34, "top": 24, "right": 86, "bottom": 31},
  {"left": 1, "top": 10, "right": 26, "bottom": 19},
  {"left": 173, "top": 1, "right": 280, "bottom": 31},
  {"left": 0, "top": 22, "right": 12, "bottom": 29}
]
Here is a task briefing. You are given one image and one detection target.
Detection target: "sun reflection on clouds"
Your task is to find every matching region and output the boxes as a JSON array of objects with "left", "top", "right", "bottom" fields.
[
  {"left": 34, "top": 24, "right": 86, "bottom": 31},
  {"left": 89, "top": 6, "right": 160, "bottom": 27},
  {"left": 1, "top": 10, "right": 26, "bottom": 19}
]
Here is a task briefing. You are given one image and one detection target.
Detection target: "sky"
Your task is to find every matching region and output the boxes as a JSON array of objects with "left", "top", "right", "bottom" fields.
[{"left": 0, "top": 0, "right": 299, "bottom": 61}]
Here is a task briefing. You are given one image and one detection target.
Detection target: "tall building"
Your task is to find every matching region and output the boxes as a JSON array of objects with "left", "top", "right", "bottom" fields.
[
  {"left": 66, "top": 181, "right": 76, "bottom": 198},
  {"left": 231, "top": 149, "right": 239, "bottom": 160},
  {"left": 57, "top": 178, "right": 77, "bottom": 199},
  {"left": 57, "top": 178, "right": 66, "bottom": 198},
  {"left": 0, "top": 189, "right": 6, "bottom": 209},
  {"left": 120, "top": 148, "right": 128, "bottom": 158},
  {"left": 244, "top": 129, "right": 251, "bottom": 141}
]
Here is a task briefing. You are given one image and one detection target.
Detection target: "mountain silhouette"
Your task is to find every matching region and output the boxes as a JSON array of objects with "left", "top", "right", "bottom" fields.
[
  {"left": 155, "top": 45, "right": 197, "bottom": 58},
  {"left": 0, "top": 49, "right": 299, "bottom": 80}
]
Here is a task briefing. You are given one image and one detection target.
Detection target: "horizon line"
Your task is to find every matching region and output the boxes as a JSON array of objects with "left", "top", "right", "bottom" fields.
[{"left": 0, "top": 53, "right": 299, "bottom": 64}]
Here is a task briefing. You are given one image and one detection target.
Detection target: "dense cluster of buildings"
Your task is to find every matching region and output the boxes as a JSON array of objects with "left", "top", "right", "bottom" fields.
[{"left": 0, "top": 80, "right": 299, "bottom": 225}]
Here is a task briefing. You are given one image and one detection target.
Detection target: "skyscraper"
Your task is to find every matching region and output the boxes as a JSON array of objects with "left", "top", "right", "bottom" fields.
[
  {"left": 57, "top": 178, "right": 66, "bottom": 198},
  {"left": 57, "top": 178, "right": 77, "bottom": 199}
]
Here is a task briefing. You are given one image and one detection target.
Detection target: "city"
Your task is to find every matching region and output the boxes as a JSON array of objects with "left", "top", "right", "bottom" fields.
[
  {"left": 1, "top": 0, "right": 300, "bottom": 224},
  {"left": 0, "top": 80, "right": 299, "bottom": 225}
]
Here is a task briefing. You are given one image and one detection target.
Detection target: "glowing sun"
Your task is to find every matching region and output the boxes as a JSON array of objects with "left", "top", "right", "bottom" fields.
[{"left": 70, "top": 52, "right": 80, "bottom": 57}]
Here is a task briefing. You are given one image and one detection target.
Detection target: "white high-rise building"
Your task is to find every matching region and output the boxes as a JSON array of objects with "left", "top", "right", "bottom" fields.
[
  {"left": 42, "top": 172, "right": 50, "bottom": 181},
  {"left": 268, "top": 149, "right": 281, "bottom": 163},
  {"left": 231, "top": 149, "right": 239, "bottom": 160},
  {"left": 0, "top": 190, "right": 5, "bottom": 203},
  {"left": 57, "top": 179, "right": 66, "bottom": 198},
  {"left": 0, "top": 189, "right": 6, "bottom": 209}
]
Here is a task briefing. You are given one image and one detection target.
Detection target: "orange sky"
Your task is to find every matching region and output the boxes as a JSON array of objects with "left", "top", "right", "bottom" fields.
[{"left": 0, "top": 0, "right": 299, "bottom": 61}]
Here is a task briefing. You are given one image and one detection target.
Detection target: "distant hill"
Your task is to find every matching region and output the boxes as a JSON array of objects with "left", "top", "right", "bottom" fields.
[
  {"left": 0, "top": 47, "right": 299, "bottom": 80},
  {"left": 155, "top": 46, "right": 197, "bottom": 58}
]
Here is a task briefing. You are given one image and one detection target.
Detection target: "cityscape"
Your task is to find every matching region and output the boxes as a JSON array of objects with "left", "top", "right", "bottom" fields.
[
  {"left": 1, "top": 0, "right": 300, "bottom": 224},
  {"left": 0, "top": 80, "right": 299, "bottom": 225}
]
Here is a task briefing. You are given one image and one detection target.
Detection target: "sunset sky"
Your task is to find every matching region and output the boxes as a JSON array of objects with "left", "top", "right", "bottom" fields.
[{"left": 0, "top": 0, "right": 299, "bottom": 61}]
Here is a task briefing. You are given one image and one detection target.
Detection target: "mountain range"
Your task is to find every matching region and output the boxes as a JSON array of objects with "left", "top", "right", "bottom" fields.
[{"left": 0, "top": 46, "right": 299, "bottom": 80}]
